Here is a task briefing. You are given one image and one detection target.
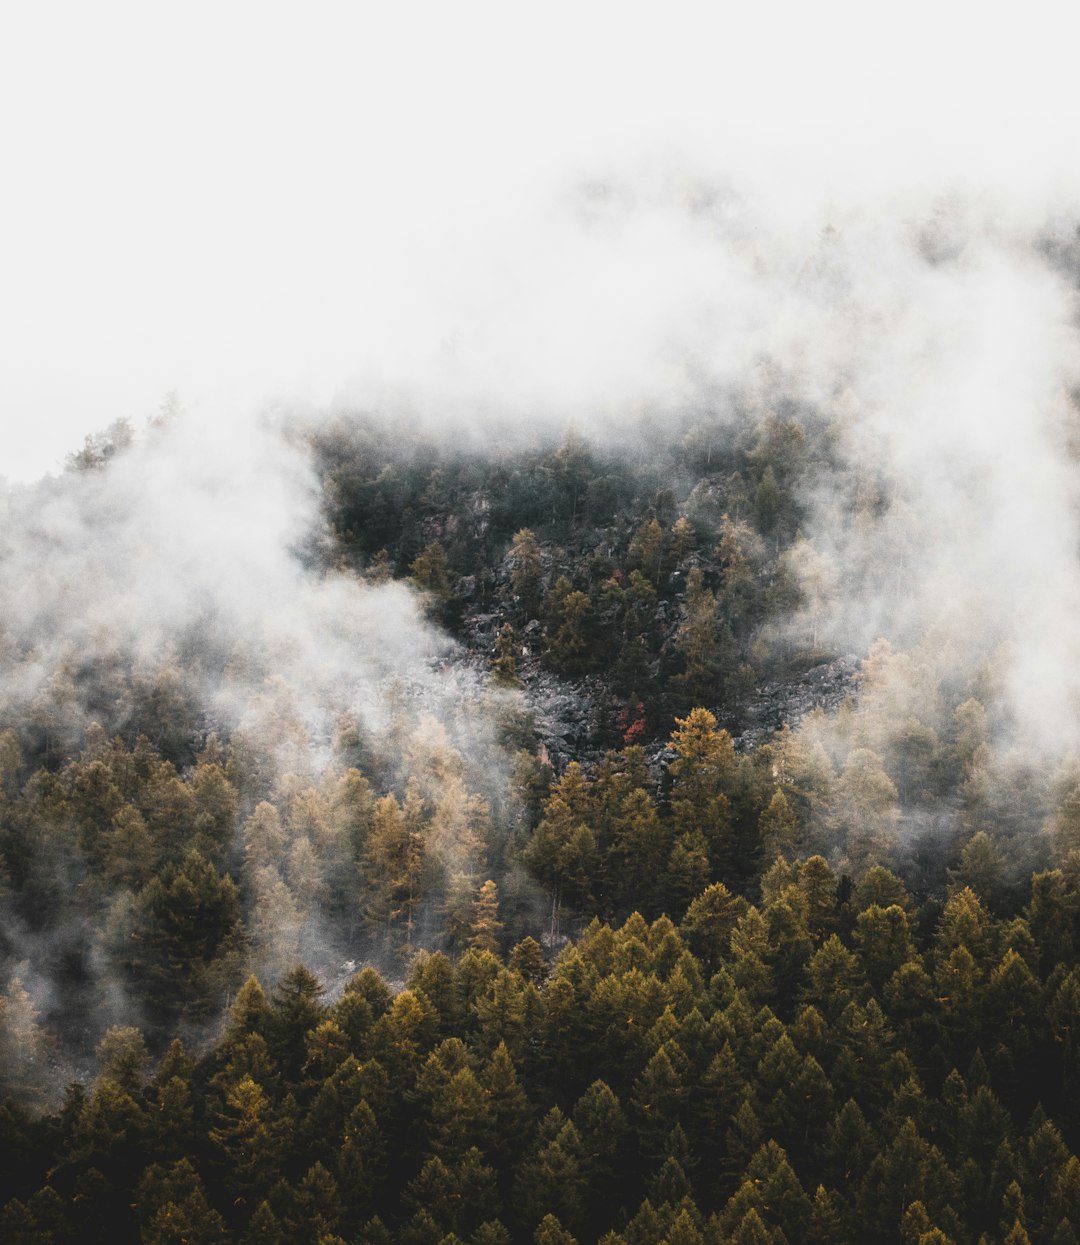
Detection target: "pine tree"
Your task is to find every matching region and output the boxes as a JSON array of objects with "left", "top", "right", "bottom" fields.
[
  {"left": 802, "top": 936, "right": 867, "bottom": 1023},
  {"left": 470, "top": 879, "right": 504, "bottom": 953},
  {"left": 337, "top": 1099, "right": 386, "bottom": 1228},
  {"left": 807, "top": 1185, "right": 845, "bottom": 1245},
  {"left": 141, "top": 1166, "right": 229, "bottom": 1245},
  {"left": 405, "top": 1147, "right": 499, "bottom": 1237},
  {"left": 853, "top": 904, "right": 917, "bottom": 992},
  {"left": 534, "top": 1214, "right": 578, "bottom": 1245},
  {"left": 829, "top": 748, "right": 900, "bottom": 874},
  {"left": 410, "top": 541, "right": 453, "bottom": 603},
  {"left": 572, "top": 1079, "right": 628, "bottom": 1220},
  {"left": 680, "top": 883, "right": 744, "bottom": 976},
  {"left": 0, "top": 976, "right": 53, "bottom": 1107},
  {"left": 209, "top": 1075, "right": 286, "bottom": 1203},
  {"left": 630, "top": 517, "right": 667, "bottom": 587},
  {"left": 633, "top": 1041, "right": 691, "bottom": 1160},
  {"left": 482, "top": 1041, "right": 531, "bottom": 1167},
  {"left": 759, "top": 791, "right": 799, "bottom": 864},
  {"left": 125, "top": 849, "right": 245, "bottom": 1033},
  {"left": 492, "top": 624, "right": 522, "bottom": 688},
  {"left": 544, "top": 579, "right": 597, "bottom": 676},
  {"left": 507, "top": 529, "right": 543, "bottom": 618},
  {"left": 515, "top": 1116, "right": 588, "bottom": 1238},
  {"left": 268, "top": 964, "right": 325, "bottom": 1079},
  {"left": 729, "top": 907, "right": 774, "bottom": 1004},
  {"left": 525, "top": 764, "right": 599, "bottom": 916},
  {"left": 668, "top": 709, "right": 736, "bottom": 878},
  {"left": 287, "top": 1161, "right": 344, "bottom": 1244},
  {"left": 362, "top": 792, "right": 426, "bottom": 958}
]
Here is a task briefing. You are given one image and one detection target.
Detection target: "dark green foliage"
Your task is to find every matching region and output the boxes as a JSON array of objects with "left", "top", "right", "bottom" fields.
[{"left": 5, "top": 880, "right": 1080, "bottom": 1243}]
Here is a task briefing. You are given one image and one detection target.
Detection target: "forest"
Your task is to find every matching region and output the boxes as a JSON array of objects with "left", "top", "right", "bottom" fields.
[{"left": 4, "top": 399, "right": 1080, "bottom": 1245}]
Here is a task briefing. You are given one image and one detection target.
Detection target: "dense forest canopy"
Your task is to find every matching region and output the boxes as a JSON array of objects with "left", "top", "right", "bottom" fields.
[{"left": 5, "top": 201, "right": 1080, "bottom": 1243}]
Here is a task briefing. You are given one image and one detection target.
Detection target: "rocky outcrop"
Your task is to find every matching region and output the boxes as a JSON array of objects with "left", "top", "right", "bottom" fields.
[{"left": 732, "top": 654, "right": 861, "bottom": 749}]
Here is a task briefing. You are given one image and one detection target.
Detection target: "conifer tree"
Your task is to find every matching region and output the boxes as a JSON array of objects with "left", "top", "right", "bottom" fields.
[
  {"left": 470, "top": 879, "right": 504, "bottom": 953},
  {"left": 0, "top": 976, "right": 52, "bottom": 1107},
  {"left": 759, "top": 791, "right": 799, "bottom": 864},
  {"left": 209, "top": 1075, "right": 285, "bottom": 1203},
  {"left": 507, "top": 529, "right": 542, "bottom": 618},
  {"left": 491, "top": 624, "right": 521, "bottom": 688}
]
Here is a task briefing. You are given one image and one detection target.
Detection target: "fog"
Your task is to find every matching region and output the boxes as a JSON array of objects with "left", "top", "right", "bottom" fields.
[
  {"left": 313, "top": 176, "right": 1080, "bottom": 764},
  {"left": 0, "top": 408, "right": 524, "bottom": 1066},
  {"left": 0, "top": 402, "right": 521, "bottom": 786},
  {"left": 4, "top": 1, "right": 1079, "bottom": 476},
  {"left": 6, "top": 2, "right": 1080, "bottom": 1073},
  {"left": 12, "top": 160, "right": 1080, "bottom": 776}
]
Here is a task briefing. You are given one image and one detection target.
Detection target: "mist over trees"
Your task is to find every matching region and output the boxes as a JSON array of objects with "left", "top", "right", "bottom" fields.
[{"left": 6, "top": 194, "right": 1080, "bottom": 1242}]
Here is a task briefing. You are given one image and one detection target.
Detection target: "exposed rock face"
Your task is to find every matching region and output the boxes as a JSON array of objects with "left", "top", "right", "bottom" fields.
[
  {"left": 468, "top": 626, "right": 860, "bottom": 777},
  {"left": 732, "top": 654, "right": 861, "bottom": 749},
  {"left": 464, "top": 577, "right": 862, "bottom": 771},
  {"left": 523, "top": 670, "right": 608, "bottom": 771}
]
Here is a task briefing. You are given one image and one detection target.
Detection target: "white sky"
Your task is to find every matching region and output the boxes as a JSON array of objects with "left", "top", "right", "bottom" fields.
[{"left": 2, "top": 0, "right": 1078, "bottom": 481}]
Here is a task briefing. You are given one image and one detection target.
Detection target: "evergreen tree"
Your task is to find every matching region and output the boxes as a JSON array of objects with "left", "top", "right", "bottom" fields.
[
  {"left": 667, "top": 709, "right": 738, "bottom": 882},
  {"left": 470, "top": 879, "right": 504, "bottom": 953}
]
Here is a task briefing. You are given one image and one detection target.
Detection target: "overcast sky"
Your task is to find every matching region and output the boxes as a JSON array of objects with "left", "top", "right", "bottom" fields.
[{"left": 2, "top": 0, "right": 1078, "bottom": 481}]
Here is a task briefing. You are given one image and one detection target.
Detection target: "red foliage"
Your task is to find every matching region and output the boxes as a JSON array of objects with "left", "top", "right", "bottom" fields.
[{"left": 617, "top": 700, "right": 646, "bottom": 745}]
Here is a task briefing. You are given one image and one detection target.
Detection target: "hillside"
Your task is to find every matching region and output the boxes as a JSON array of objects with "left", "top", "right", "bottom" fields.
[{"left": 3, "top": 405, "right": 1080, "bottom": 1243}]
